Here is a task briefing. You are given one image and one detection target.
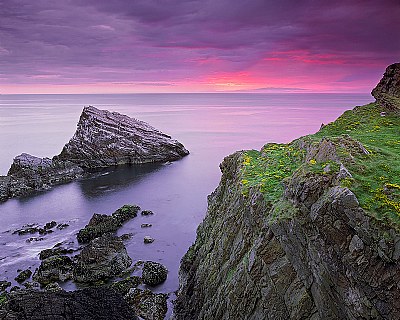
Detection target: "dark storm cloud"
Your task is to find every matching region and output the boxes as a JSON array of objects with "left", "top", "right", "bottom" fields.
[{"left": 0, "top": 0, "right": 399, "bottom": 91}]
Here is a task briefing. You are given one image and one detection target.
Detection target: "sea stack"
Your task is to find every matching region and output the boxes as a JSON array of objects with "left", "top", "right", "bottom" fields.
[
  {"left": 0, "top": 106, "right": 189, "bottom": 201},
  {"left": 56, "top": 106, "right": 189, "bottom": 168}
]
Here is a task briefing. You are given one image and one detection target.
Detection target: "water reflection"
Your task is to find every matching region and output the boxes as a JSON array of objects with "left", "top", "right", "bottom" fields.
[{"left": 79, "top": 163, "right": 164, "bottom": 198}]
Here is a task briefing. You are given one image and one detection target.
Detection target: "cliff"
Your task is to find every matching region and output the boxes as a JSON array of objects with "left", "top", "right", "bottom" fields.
[
  {"left": 0, "top": 106, "right": 189, "bottom": 201},
  {"left": 174, "top": 64, "right": 400, "bottom": 319}
]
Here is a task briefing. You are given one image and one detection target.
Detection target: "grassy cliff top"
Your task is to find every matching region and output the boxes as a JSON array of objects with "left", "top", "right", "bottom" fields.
[{"left": 241, "top": 102, "right": 400, "bottom": 227}]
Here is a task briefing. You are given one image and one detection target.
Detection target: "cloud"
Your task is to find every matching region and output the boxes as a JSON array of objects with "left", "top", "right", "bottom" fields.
[{"left": 0, "top": 0, "right": 399, "bottom": 92}]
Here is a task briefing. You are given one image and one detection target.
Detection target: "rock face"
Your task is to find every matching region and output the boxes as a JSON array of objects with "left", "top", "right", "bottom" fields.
[
  {"left": 73, "top": 233, "right": 132, "bottom": 283},
  {"left": 0, "top": 106, "right": 189, "bottom": 201},
  {"left": 56, "top": 106, "right": 189, "bottom": 168},
  {"left": 175, "top": 66, "right": 400, "bottom": 320},
  {"left": 0, "top": 288, "right": 137, "bottom": 320},
  {"left": 372, "top": 62, "right": 400, "bottom": 111},
  {"left": 175, "top": 152, "right": 400, "bottom": 319}
]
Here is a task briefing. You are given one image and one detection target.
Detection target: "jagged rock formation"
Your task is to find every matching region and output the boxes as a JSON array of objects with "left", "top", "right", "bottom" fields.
[
  {"left": 0, "top": 106, "right": 189, "bottom": 201},
  {"left": 174, "top": 64, "right": 400, "bottom": 319},
  {"left": 56, "top": 106, "right": 189, "bottom": 167},
  {"left": 372, "top": 63, "right": 400, "bottom": 112}
]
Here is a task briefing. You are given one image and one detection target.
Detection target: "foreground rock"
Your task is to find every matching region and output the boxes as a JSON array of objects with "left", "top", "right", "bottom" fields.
[
  {"left": 0, "top": 106, "right": 189, "bottom": 201},
  {"left": 175, "top": 64, "right": 400, "bottom": 319},
  {"left": 77, "top": 204, "right": 140, "bottom": 243},
  {"left": 125, "top": 288, "right": 168, "bottom": 320},
  {"left": 0, "top": 287, "right": 137, "bottom": 320},
  {"left": 141, "top": 261, "right": 168, "bottom": 286},
  {"left": 73, "top": 233, "right": 132, "bottom": 283},
  {"left": 33, "top": 255, "right": 74, "bottom": 285}
]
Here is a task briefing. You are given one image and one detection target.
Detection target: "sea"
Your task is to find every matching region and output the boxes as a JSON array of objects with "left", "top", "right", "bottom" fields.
[{"left": 0, "top": 93, "right": 372, "bottom": 307}]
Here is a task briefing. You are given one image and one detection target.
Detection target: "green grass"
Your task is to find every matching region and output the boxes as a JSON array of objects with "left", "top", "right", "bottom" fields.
[
  {"left": 241, "top": 143, "right": 304, "bottom": 204},
  {"left": 241, "top": 102, "right": 400, "bottom": 226}
]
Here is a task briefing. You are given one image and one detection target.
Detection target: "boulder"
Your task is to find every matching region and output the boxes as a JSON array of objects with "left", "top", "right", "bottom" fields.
[
  {"left": 73, "top": 234, "right": 132, "bottom": 283},
  {"left": 141, "top": 261, "right": 168, "bottom": 286}
]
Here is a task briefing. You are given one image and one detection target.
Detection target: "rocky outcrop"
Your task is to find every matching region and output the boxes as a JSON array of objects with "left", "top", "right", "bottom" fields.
[
  {"left": 175, "top": 152, "right": 400, "bottom": 319},
  {"left": 73, "top": 233, "right": 132, "bottom": 283},
  {"left": 372, "top": 62, "right": 400, "bottom": 111},
  {"left": 175, "top": 65, "right": 400, "bottom": 320},
  {"left": 56, "top": 106, "right": 189, "bottom": 168},
  {"left": 0, "top": 106, "right": 189, "bottom": 202},
  {"left": 0, "top": 153, "right": 84, "bottom": 201},
  {"left": 0, "top": 287, "right": 138, "bottom": 320},
  {"left": 125, "top": 288, "right": 168, "bottom": 320},
  {"left": 77, "top": 204, "right": 140, "bottom": 243}
]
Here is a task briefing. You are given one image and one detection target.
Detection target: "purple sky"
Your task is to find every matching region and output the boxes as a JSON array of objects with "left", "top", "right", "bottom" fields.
[{"left": 1, "top": 0, "right": 399, "bottom": 93}]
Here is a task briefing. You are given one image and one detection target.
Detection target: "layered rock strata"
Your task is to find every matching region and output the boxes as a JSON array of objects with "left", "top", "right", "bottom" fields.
[
  {"left": 0, "top": 106, "right": 189, "bottom": 201},
  {"left": 174, "top": 64, "right": 400, "bottom": 319}
]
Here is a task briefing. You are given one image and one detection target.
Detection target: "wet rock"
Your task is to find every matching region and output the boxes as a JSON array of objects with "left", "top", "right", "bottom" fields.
[
  {"left": 73, "top": 234, "right": 132, "bottom": 283},
  {"left": 0, "top": 282, "right": 11, "bottom": 292},
  {"left": 120, "top": 233, "right": 133, "bottom": 241},
  {"left": 110, "top": 276, "right": 141, "bottom": 296},
  {"left": 77, "top": 204, "right": 140, "bottom": 243},
  {"left": 0, "top": 287, "right": 138, "bottom": 319},
  {"left": 56, "top": 223, "right": 69, "bottom": 230},
  {"left": 25, "top": 237, "right": 44, "bottom": 243},
  {"left": 14, "top": 270, "right": 32, "bottom": 283},
  {"left": 125, "top": 288, "right": 167, "bottom": 320},
  {"left": 32, "top": 256, "right": 74, "bottom": 285},
  {"left": 0, "top": 153, "right": 84, "bottom": 202},
  {"left": 39, "top": 247, "right": 74, "bottom": 260},
  {"left": 141, "top": 262, "right": 168, "bottom": 286},
  {"left": 38, "top": 228, "right": 53, "bottom": 235},
  {"left": 141, "top": 210, "right": 154, "bottom": 216},
  {"left": 13, "top": 226, "right": 39, "bottom": 236},
  {"left": 141, "top": 223, "right": 152, "bottom": 228},
  {"left": 44, "top": 221, "right": 57, "bottom": 230},
  {"left": 144, "top": 236, "right": 154, "bottom": 244},
  {"left": 44, "top": 282, "right": 63, "bottom": 292},
  {"left": 22, "top": 282, "right": 40, "bottom": 290}
]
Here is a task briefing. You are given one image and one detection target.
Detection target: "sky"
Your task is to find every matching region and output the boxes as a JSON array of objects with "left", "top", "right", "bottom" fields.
[{"left": 1, "top": 0, "right": 399, "bottom": 94}]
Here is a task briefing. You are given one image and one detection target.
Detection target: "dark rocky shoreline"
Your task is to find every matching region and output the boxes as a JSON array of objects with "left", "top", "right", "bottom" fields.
[{"left": 0, "top": 204, "right": 170, "bottom": 319}]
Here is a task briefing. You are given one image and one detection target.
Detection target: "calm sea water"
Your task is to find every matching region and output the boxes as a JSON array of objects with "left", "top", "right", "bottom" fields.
[{"left": 0, "top": 93, "right": 372, "bottom": 296}]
